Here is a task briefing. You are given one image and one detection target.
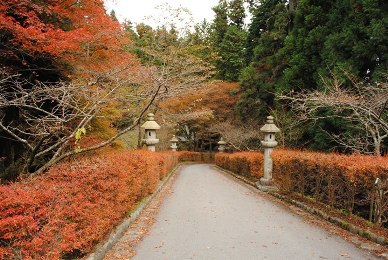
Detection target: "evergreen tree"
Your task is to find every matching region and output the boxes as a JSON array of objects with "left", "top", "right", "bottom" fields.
[
  {"left": 110, "top": 10, "right": 118, "bottom": 21},
  {"left": 212, "top": 0, "right": 229, "bottom": 47},
  {"left": 229, "top": 0, "right": 246, "bottom": 28},
  {"left": 237, "top": 1, "right": 289, "bottom": 120},
  {"left": 211, "top": 0, "right": 248, "bottom": 81},
  {"left": 277, "top": 0, "right": 388, "bottom": 151},
  {"left": 320, "top": 0, "right": 388, "bottom": 82},
  {"left": 218, "top": 25, "right": 247, "bottom": 81},
  {"left": 245, "top": 0, "right": 284, "bottom": 64},
  {"left": 278, "top": 0, "right": 333, "bottom": 91}
]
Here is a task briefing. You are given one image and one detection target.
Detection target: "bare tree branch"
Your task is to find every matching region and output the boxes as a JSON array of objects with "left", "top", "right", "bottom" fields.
[
  {"left": 279, "top": 73, "right": 388, "bottom": 155},
  {"left": 210, "top": 121, "right": 262, "bottom": 151}
]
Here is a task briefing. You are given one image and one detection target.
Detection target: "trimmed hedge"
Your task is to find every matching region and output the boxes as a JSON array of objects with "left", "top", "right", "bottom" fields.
[
  {"left": 178, "top": 151, "right": 215, "bottom": 163},
  {"left": 0, "top": 150, "right": 218, "bottom": 259},
  {"left": 272, "top": 150, "right": 387, "bottom": 223},
  {"left": 0, "top": 150, "right": 179, "bottom": 259},
  {"left": 215, "top": 150, "right": 388, "bottom": 225},
  {"left": 215, "top": 152, "right": 263, "bottom": 179},
  {"left": 1, "top": 149, "right": 386, "bottom": 258}
]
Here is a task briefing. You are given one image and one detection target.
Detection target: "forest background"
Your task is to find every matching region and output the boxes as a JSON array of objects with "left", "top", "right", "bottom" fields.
[{"left": 0, "top": 0, "right": 387, "bottom": 181}]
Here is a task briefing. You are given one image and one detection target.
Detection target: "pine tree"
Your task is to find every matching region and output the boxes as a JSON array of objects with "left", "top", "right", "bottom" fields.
[
  {"left": 320, "top": 0, "right": 388, "bottom": 82},
  {"left": 237, "top": 1, "right": 289, "bottom": 120},
  {"left": 211, "top": 0, "right": 248, "bottom": 81},
  {"left": 212, "top": 0, "right": 229, "bottom": 47},
  {"left": 245, "top": 0, "right": 283, "bottom": 64},
  {"left": 229, "top": 0, "right": 246, "bottom": 28},
  {"left": 279, "top": 0, "right": 333, "bottom": 91},
  {"left": 218, "top": 25, "right": 247, "bottom": 81}
]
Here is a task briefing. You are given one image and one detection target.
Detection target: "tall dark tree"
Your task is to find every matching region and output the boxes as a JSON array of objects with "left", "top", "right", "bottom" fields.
[
  {"left": 320, "top": 0, "right": 388, "bottom": 83},
  {"left": 279, "top": 0, "right": 387, "bottom": 152},
  {"left": 229, "top": 0, "right": 246, "bottom": 28},
  {"left": 237, "top": 1, "right": 289, "bottom": 120},
  {"left": 245, "top": 0, "right": 284, "bottom": 64},
  {"left": 212, "top": 0, "right": 229, "bottom": 47},
  {"left": 211, "top": 0, "right": 248, "bottom": 81},
  {"left": 218, "top": 25, "right": 247, "bottom": 81},
  {"left": 278, "top": 0, "right": 333, "bottom": 91}
]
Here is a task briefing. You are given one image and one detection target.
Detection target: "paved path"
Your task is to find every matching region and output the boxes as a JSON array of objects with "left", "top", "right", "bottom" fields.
[{"left": 131, "top": 164, "right": 378, "bottom": 260}]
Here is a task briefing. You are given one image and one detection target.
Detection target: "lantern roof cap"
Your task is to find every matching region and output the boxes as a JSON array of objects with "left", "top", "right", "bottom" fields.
[
  {"left": 260, "top": 116, "right": 280, "bottom": 133},
  {"left": 218, "top": 137, "right": 227, "bottom": 145},
  {"left": 170, "top": 135, "right": 179, "bottom": 142},
  {"left": 141, "top": 113, "right": 161, "bottom": 130}
]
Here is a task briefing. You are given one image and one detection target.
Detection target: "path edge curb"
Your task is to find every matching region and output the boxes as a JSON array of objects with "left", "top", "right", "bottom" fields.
[
  {"left": 213, "top": 165, "right": 387, "bottom": 247},
  {"left": 87, "top": 163, "right": 184, "bottom": 260}
]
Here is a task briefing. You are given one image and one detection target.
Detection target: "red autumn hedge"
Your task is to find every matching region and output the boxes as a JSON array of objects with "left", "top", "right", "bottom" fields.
[
  {"left": 1, "top": 149, "right": 386, "bottom": 259},
  {"left": 272, "top": 150, "right": 387, "bottom": 221},
  {"left": 215, "top": 152, "right": 263, "bottom": 179},
  {"left": 0, "top": 150, "right": 179, "bottom": 259},
  {"left": 215, "top": 150, "right": 388, "bottom": 223},
  {"left": 178, "top": 151, "right": 215, "bottom": 163},
  {"left": 0, "top": 150, "right": 216, "bottom": 259}
]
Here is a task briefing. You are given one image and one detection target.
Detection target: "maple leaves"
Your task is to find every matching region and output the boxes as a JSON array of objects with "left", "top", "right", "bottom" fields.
[
  {"left": 157, "top": 81, "right": 240, "bottom": 151},
  {"left": 1, "top": 0, "right": 80, "bottom": 58},
  {"left": 0, "top": 0, "right": 135, "bottom": 77},
  {"left": 0, "top": 0, "right": 143, "bottom": 179}
]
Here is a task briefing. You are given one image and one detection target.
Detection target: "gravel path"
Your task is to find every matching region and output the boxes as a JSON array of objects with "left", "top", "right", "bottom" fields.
[{"left": 122, "top": 164, "right": 380, "bottom": 259}]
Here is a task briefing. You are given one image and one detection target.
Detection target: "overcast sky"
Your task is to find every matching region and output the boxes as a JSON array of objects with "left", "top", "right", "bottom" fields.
[{"left": 104, "top": 0, "right": 220, "bottom": 28}]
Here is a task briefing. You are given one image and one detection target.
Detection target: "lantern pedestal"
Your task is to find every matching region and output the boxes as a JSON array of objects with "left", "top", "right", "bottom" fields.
[{"left": 256, "top": 116, "right": 280, "bottom": 188}]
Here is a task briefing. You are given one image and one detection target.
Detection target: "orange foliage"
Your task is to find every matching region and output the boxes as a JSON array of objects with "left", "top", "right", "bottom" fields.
[
  {"left": 159, "top": 81, "right": 239, "bottom": 120},
  {"left": 0, "top": 0, "right": 138, "bottom": 75},
  {"left": 215, "top": 150, "right": 388, "bottom": 221},
  {"left": 215, "top": 152, "right": 263, "bottom": 179},
  {"left": 2, "top": 148, "right": 384, "bottom": 258},
  {"left": 0, "top": 150, "right": 179, "bottom": 259},
  {"left": 271, "top": 150, "right": 388, "bottom": 212},
  {"left": 177, "top": 151, "right": 215, "bottom": 163},
  {"left": 0, "top": 150, "right": 218, "bottom": 259}
]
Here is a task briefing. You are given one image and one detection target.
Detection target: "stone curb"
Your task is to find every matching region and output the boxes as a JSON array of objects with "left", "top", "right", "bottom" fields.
[
  {"left": 86, "top": 163, "right": 184, "bottom": 260},
  {"left": 213, "top": 165, "right": 387, "bottom": 247}
]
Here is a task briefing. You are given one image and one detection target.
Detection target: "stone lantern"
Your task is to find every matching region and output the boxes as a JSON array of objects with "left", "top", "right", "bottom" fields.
[
  {"left": 259, "top": 116, "right": 280, "bottom": 186},
  {"left": 141, "top": 113, "right": 160, "bottom": 152},
  {"left": 170, "top": 135, "right": 179, "bottom": 151},
  {"left": 218, "top": 137, "right": 227, "bottom": 152}
]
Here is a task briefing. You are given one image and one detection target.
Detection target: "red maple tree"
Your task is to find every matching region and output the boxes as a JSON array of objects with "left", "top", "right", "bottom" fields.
[{"left": 0, "top": 0, "right": 136, "bottom": 78}]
